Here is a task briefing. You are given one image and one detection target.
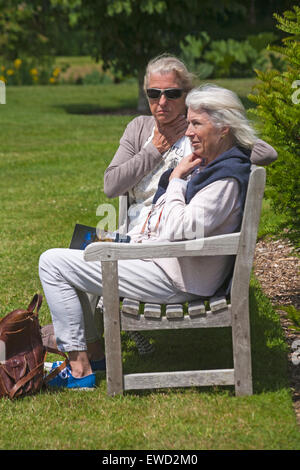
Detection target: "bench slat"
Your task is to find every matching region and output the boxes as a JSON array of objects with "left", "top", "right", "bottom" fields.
[
  {"left": 209, "top": 296, "right": 228, "bottom": 313},
  {"left": 144, "top": 303, "right": 161, "bottom": 319},
  {"left": 122, "top": 298, "right": 140, "bottom": 316},
  {"left": 166, "top": 304, "right": 183, "bottom": 319},
  {"left": 121, "top": 308, "right": 232, "bottom": 331},
  {"left": 124, "top": 369, "right": 235, "bottom": 390},
  {"left": 188, "top": 299, "right": 206, "bottom": 317}
]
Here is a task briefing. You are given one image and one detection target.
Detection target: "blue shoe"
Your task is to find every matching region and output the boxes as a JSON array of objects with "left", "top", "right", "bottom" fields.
[{"left": 46, "top": 364, "right": 96, "bottom": 390}]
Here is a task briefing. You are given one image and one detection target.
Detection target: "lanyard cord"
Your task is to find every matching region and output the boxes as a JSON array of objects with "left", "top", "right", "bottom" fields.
[{"left": 140, "top": 206, "right": 164, "bottom": 238}]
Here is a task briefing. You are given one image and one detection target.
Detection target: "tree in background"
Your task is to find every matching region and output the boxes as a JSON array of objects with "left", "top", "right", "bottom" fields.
[
  {"left": 1, "top": 1, "right": 49, "bottom": 59},
  {"left": 0, "top": 0, "right": 76, "bottom": 84},
  {"left": 56, "top": 0, "right": 254, "bottom": 111},
  {"left": 49, "top": 0, "right": 296, "bottom": 110},
  {"left": 0, "top": 1, "right": 82, "bottom": 61},
  {"left": 249, "top": 6, "right": 300, "bottom": 240},
  {"left": 1, "top": 1, "right": 296, "bottom": 93},
  {"left": 0, "top": 0, "right": 297, "bottom": 106}
]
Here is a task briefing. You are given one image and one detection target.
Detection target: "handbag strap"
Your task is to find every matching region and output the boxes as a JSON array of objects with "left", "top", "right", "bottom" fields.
[
  {"left": 9, "top": 361, "right": 45, "bottom": 399},
  {"left": 9, "top": 347, "right": 68, "bottom": 399},
  {"left": 43, "top": 358, "right": 69, "bottom": 385},
  {"left": 43, "top": 345, "right": 69, "bottom": 384},
  {"left": 27, "top": 294, "right": 43, "bottom": 315},
  {"left": 9, "top": 356, "right": 70, "bottom": 398}
]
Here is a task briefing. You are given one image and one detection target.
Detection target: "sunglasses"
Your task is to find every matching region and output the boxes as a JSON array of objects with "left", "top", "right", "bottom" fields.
[{"left": 146, "top": 88, "right": 184, "bottom": 100}]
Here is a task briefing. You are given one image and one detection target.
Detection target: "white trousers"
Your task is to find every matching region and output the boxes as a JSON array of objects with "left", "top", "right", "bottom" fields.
[{"left": 39, "top": 248, "right": 198, "bottom": 352}]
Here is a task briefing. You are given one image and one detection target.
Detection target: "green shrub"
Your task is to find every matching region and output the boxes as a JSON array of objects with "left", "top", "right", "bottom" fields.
[
  {"left": 248, "top": 6, "right": 300, "bottom": 242},
  {"left": 281, "top": 305, "right": 300, "bottom": 332},
  {"left": 204, "top": 38, "right": 259, "bottom": 78},
  {"left": 179, "top": 31, "right": 280, "bottom": 79},
  {"left": 81, "top": 69, "right": 113, "bottom": 85},
  {"left": 247, "top": 32, "right": 278, "bottom": 53},
  {"left": 179, "top": 33, "right": 213, "bottom": 79}
]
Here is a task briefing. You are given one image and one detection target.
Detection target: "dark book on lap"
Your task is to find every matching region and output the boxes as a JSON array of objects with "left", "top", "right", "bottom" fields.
[{"left": 69, "top": 224, "right": 130, "bottom": 250}]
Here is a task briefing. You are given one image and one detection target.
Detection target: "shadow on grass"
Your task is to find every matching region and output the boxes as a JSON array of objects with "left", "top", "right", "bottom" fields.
[
  {"left": 55, "top": 103, "right": 141, "bottom": 116},
  {"left": 121, "top": 281, "right": 288, "bottom": 396},
  {"left": 58, "top": 102, "right": 254, "bottom": 115},
  {"left": 249, "top": 282, "right": 289, "bottom": 394},
  {"left": 53, "top": 94, "right": 254, "bottom": 120}
]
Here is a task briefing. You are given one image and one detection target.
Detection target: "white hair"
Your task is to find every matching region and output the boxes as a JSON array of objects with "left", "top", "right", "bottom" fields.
[
  {"left": 186, "top": 84, "right": 257, "bottom": 148},
  {"left": 144, "top": 54, "right": 194, "bottom": 93}
]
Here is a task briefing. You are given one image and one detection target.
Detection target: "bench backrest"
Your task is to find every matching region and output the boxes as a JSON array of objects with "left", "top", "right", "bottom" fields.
[{"left": 231, "top": 165, "right": 266, "bottom": 300}]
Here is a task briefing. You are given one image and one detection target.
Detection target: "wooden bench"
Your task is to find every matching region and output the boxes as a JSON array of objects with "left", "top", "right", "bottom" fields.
[{"left": 84, "top": 165, "right": 266, "bottom": 396}]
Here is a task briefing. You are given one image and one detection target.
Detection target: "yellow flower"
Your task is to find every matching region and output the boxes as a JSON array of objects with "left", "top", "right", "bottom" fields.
[
  {"left": 7, "top": 69, "right": 14, "bottom": 75},
  {"left": 30, "top": 68, "right": 38, "bottom": 76},
  {"left": 52, "top": 67, "right": 60, "bottom": 78},
  {"left": 1, "top": 65, "right": 5, "bottom": 72},
  {"left": 14, "top": 59, "right": 22, "bottom": 69},
  {"left": 0, "top": 75, "right": 6, "bottom": 83},
  {"left": 49, "top": 77, "right": 56, "bottom": 84}
]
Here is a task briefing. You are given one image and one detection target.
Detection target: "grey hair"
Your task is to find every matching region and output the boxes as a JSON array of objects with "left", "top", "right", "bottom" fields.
[
  {"left": 143, "top": 54, "right": 195, "bottom": 93},
  {"left": 186, "top": 84, "right": 257, "bottom": 148}
]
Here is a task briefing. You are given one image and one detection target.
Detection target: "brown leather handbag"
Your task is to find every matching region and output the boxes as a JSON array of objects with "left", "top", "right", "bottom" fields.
[
  {"left": 0, "top": 294, "right": 46, "bottom": 399},
  {"left": 0, "top": 294, "right": 67, "bottom": 399}
]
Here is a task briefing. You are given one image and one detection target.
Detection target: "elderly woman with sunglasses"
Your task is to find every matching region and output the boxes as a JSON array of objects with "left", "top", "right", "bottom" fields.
[
  {"left": 40, "top": 84, "right": 272, "bottom": 390},
  {"left": 104, "top": 54, "right": 277, "bottom": 231}
]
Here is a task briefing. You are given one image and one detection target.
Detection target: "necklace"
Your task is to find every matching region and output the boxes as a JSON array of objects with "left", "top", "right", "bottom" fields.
[{"left": 140, "top": 204, "right": 164, "bottom": 238}]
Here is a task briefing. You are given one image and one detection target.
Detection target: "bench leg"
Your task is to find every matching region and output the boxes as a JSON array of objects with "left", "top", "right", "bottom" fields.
[
  {"left": 231, "top": 295, "right": 253, "bottom": 396},
  {"left": 102, "top": 260, "right": 123, "bottom": 396}
]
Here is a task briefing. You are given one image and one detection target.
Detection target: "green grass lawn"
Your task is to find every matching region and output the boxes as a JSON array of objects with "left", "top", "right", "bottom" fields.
[{"left": 0, "top": 81, "right": 299, "bottom": 450}]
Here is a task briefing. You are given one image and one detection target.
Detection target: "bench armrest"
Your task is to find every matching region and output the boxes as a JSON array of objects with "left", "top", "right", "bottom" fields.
[{"left": 83, "top": 232, "right": 240, "bottom": 262}]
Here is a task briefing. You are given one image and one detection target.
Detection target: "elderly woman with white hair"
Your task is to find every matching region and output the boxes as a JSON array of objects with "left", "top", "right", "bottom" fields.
[
  {"left": 39, "top": 84, "right": 263, "bottom": 390},
  {"left": 104, "top": 54, "right": 276, "bottom": 231}
]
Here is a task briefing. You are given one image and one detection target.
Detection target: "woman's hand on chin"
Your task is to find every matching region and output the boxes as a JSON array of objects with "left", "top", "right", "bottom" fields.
[{"left": 169, "top": 153, "right": 202, "bottom": 180}]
